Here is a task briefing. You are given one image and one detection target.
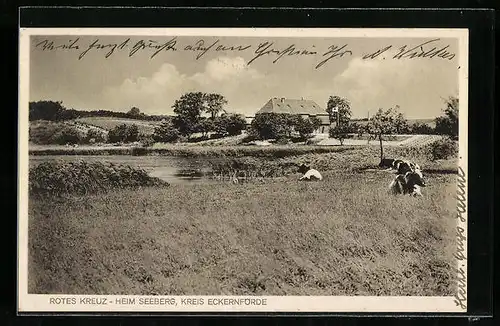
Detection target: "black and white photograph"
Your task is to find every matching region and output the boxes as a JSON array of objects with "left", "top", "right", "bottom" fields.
[{"left": 18, "top": 28, "right": 468, "bottom": 313}]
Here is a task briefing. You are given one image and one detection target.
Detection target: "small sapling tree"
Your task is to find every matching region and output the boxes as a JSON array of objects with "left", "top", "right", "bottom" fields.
[{"left": 365, "top": 106, "right": 407, "bottom": 162}]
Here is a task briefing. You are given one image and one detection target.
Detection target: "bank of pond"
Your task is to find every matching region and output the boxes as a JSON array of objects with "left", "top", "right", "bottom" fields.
[
  {"left": 28, "top": 144, "right": 357, "bottom": 158},
  {"left": 28, "top": 144, "right": 458, "bottom": 196}
]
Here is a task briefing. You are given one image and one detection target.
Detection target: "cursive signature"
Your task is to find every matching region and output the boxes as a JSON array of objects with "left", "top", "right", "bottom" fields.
[
  {"left": 393, "top": 38, "right": 456, "bottom": 60},
  {"left": 453, "top": 166, "right": 467, "bottom": 310}
]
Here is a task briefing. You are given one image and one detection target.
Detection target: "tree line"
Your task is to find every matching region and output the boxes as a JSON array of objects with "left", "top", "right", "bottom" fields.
[
  {"left": 152, "top": 92, "right": 247, "bottom": 142},
  {"left": 29, "top": 101, "right": 169, "bottom": 122},
  {"left": 158, "top": 92, "right": 329, "bottom": 143},
  {"left": 29, "top": 93, "right": 459, "bottom": 152}
]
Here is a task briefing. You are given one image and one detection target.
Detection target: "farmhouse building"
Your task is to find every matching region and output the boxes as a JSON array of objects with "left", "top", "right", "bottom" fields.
[{"left": 248, "top": 97, "right": 331, "bottom": 134}]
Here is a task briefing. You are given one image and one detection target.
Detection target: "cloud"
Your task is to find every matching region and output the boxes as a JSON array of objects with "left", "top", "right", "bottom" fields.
[
  {"left": 102, "top": 56, "right": 267, "bottom": 115},
  {"left": 102, "top": 55, "right": 459, "bottom": 119},
  {"left": 331, "top": 57, "right": 459, "bottom": 119},
  {"left": 103, "top": 63, "right": 191, "bottom": 111}
]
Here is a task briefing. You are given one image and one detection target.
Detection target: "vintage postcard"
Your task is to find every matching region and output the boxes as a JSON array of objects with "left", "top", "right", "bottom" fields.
[{"left": 18, "top": 27, "right": 468, "bottom": 313}]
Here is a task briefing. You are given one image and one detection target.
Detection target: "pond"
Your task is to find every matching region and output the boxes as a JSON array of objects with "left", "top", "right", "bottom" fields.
[{"left": 29, "top": 155, "right": 222, "bottom": 185}]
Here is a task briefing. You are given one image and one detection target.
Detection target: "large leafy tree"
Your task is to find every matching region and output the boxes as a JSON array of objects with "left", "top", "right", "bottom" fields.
[
  {"left": 171, "top": 92, "right": 228, "bottom": 138},
  {"left": 172, "top": 92, "right": 206, "bottom": 137},
  {"left": 205, "top": 93, "right": 228, "bottom": 119},
  {"left": 435, "top": 96, "right": 459, "bottom": 140},
  {"left": 326, "top": 96, "right": 352, "bottom": 125}
]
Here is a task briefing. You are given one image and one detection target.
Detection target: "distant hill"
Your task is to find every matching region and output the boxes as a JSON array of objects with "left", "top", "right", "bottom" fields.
[
  {"left": 29, "top": 100, "right": 172, "bottom": 122},
  {"left": 75, "top": 117, "right": 163, "bottom": 135},
  {"left": 409, "top": 118, "right": 436, "bottom": 127}
]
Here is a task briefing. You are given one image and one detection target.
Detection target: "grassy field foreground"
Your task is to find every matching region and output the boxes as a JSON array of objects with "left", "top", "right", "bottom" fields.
[{"left": 29, "top": 169, "right": 458, "bottom": 296}]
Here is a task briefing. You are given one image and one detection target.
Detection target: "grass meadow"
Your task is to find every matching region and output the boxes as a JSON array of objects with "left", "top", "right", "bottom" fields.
[{"left": 27, "top": 146, "right": 459, "bottom": 296}]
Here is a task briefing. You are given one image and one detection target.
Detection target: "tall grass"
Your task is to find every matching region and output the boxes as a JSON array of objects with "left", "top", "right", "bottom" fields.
[
  {"left": 27, "top": 143, "right": 459, "bottom": 295},
  {"left": 28, "top": 170, "right": 457, "bottom": 295}
]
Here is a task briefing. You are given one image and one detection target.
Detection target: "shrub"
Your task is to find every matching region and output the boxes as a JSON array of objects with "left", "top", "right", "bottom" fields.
[
  {"left": 86, "top": 128, "right": 107, "bottom": 143},
  {"left": 209, "top": 133, "right": 224, "bottom": 140},
  {"left": 29, "top": 121, "right": 66, "bottom": 145},
  {"left": 30, "top": 121, "right": 93, "bottom": 145},
  {"left": 249, "top": 113, "right": 324, "bottom": 140},
  {"left": 108, "top": 124, "right": 140, "bottom": 143},
  {"left": 427, "top": 137, "right": 458, "bottom": 161},
  {"left": 188, "top": 135, "right": 210, "bottom": 143},
  {"left": 138, "top": 134, "right": 155, "bottom": 147},
  {"left": 434, "top": 97, "right": 459, "bottom": 140},
  {"left": 176, "top": 135, "right": 189, "bottom": 143},
  {"left": 125, "top": 124, "right": 139, "bottom": 142},
  {"left": 294, "top": 116, "right": 320, "bottom": 140},
  {"left": 411, "top": 122, "right": 435, "bottom": 135},
  {"left": 329, "top": 124, "right": 352, "bottom": 145},
  {"left": 250, "top": 113, "right": 294, "bottom": 140},
  {"left": 51, "top": 126, "right": 85, "bottom": 145},
  {"left": 241, "top": 128, "right": 261, "bottom": 143},
  {"left": 197, "top": 118, "right": 216, "bottom": 136},
  {"left": 215, "top": 113, "right": 247, "bottom": 137},
  {"left": 152, "top": 121, "right": 180, "bottom": 143},
  {"left": 29, "top": 160, "right": 169, "bottom": 196},
  {"left": 305, "top": 138, "right": 322, "bottom": 145},
  {"left": 275, "top": 137, "right": 291, "bottom": 145},
  {"left": 131, "top": 146, "right": 149, "bottom": 156}
]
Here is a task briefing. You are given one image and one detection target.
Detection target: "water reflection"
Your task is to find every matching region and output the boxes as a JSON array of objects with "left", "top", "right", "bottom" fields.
[{"left": 29, "top": 155, "right": 220, "bottom": 185}]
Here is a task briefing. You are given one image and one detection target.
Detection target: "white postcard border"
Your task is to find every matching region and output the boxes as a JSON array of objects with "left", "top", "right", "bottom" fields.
[{"left": 18, "top": 27, "right": 469, "bottom": 313}]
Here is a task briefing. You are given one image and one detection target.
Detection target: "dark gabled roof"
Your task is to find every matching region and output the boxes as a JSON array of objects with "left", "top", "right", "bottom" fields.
[{"left": 256, "top": 98, "right": 327, "bottom": 116}]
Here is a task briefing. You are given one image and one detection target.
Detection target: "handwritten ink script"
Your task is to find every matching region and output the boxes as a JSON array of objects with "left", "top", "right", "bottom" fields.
[
  {"left": 454, "top": 166, "right": 467, "bottom": 310},
  {"left": 34, "top": 37, "right": 456, "bottom": 69}
]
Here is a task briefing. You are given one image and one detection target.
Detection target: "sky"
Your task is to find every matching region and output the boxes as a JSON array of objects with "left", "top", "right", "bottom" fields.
[{"left": 29, "top": 35, "right": 460, "bottom": 119}]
